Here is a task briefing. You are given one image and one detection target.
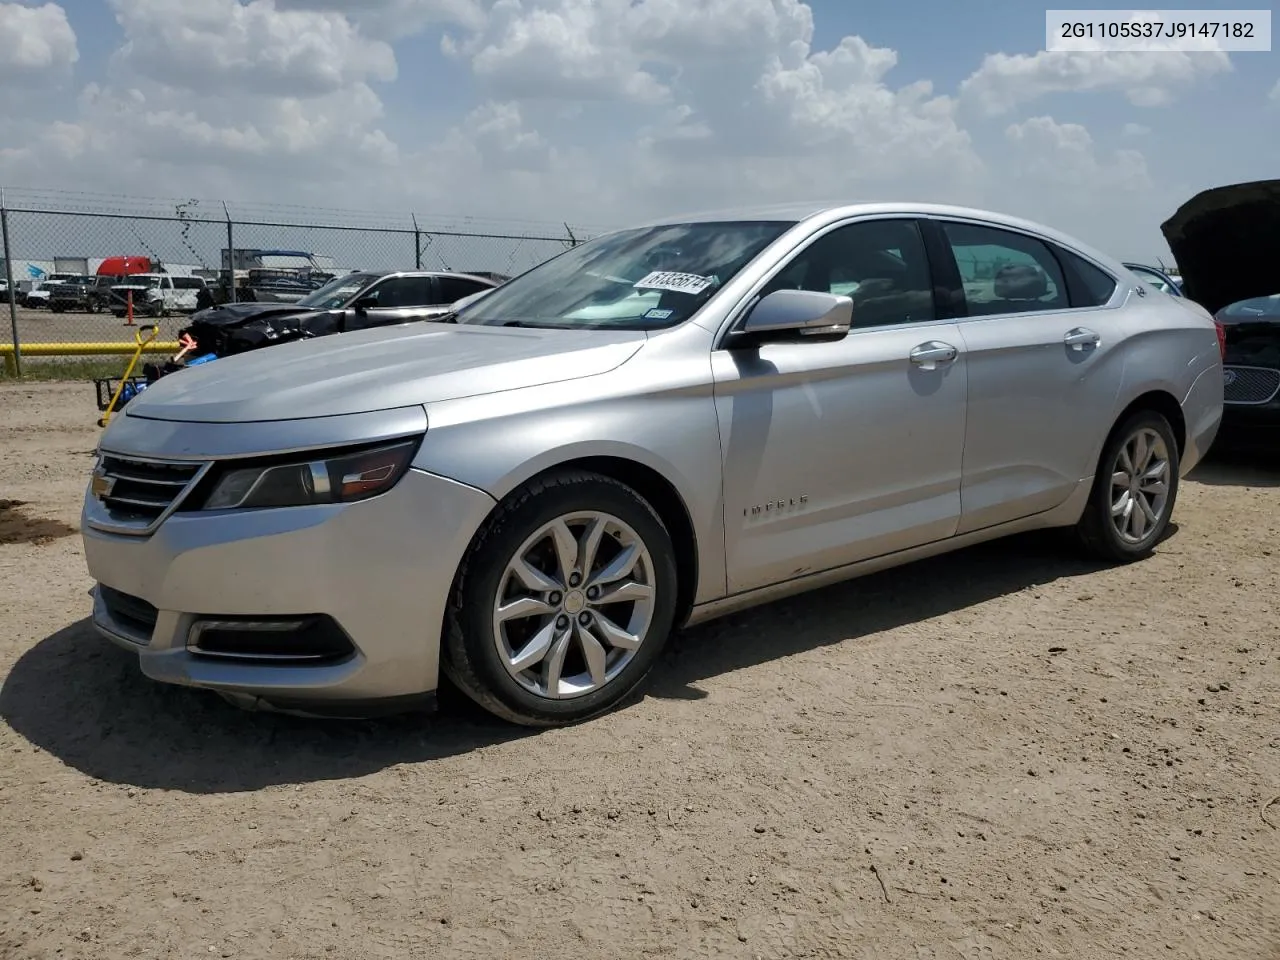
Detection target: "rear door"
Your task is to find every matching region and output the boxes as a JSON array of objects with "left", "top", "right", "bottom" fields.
[
  {"left": 924, "top": 217, "right": 1126, "bottom": 533},
  {"left": 714, "top": 216, "right": 969, "bottom": 593}
]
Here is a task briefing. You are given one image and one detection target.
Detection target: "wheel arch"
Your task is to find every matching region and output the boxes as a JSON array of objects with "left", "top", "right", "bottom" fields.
[
  {"left": 484, "top": 455, "right": 701, "bottom": 629},
  {"left": 1110, "top": 389, "right": 1187, "bottom": 458}
]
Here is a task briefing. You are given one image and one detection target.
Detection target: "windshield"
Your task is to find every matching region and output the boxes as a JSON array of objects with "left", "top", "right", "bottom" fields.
[
  {"left": 296, "top": 271, "right": 379, "bottom": 309},
  {"left": 119, "top": 276, "right": 160, "bottom": 287},
  {"left": 454, "top": 220, "right": 795, "bottom": 330},
  {"left": 1220, "top": 294, "right": 1280, "bottom": 319}
]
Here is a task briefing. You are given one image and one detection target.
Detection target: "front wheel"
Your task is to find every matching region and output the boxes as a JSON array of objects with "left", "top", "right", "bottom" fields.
[
  {"left": 443, "top": 470, "right": 679, "bottom": 727},
  {"left": 1076, "top": 409, "right": 1180, "bottom": 562}
]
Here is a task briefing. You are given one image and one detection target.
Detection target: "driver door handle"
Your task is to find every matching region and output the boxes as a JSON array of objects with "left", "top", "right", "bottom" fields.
[
  {"left": 909, "top": 341, "right": 958, "bottom": 370},
  {"left": 1064, "top": 327, "right": 1101, "bottom": 350}
]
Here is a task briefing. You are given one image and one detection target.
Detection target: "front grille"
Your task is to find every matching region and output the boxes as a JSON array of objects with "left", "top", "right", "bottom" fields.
[
  {"left": 1224, "top": 365, "right": 1280, "bottom": 405},
  {"left": 91, "top": 454, "right": 207, "bottom": 534},
  {"left": 100, "top": 585, "right": 159, "bottom": 637}
]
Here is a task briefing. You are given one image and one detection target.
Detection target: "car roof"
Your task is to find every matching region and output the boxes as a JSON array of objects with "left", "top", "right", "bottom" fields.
[
  {"left": 627, "top": 200, "right": 1126, "bottom": 274},
  {"left": 364, "top": 270, "right": 501, "bottom": 285}
]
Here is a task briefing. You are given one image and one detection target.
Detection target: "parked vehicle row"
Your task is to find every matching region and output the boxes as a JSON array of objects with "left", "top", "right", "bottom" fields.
[
  {"left": 1161, "top": 178, "right": 1280, "bottom": 438},
  {"left": 82, "top": 200, "right": 1226, "bottom": 728}
]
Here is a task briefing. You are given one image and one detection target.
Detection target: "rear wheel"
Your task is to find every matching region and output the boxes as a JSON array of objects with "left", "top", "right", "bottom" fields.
[
  {"left": 443, "top": 470, "right": 678, "bottom": 727},
  {"left": 1076, "top": 409, "right": 1180, "bottom": 562}
]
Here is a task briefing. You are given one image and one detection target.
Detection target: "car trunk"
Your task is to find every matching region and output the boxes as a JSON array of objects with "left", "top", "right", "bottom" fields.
[{"left": 1160, "top": 179, "right": 1280, "bottom": 315}]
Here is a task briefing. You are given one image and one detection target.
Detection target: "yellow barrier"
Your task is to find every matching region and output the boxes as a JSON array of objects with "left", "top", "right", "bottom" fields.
[{"left": 0, "top": 341, "right": 179, "bottom": 377}]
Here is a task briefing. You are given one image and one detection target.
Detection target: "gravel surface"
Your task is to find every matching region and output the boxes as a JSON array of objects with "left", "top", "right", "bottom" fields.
[{"left": 1, "top": 381, "right": 1278, "bottom": 960}]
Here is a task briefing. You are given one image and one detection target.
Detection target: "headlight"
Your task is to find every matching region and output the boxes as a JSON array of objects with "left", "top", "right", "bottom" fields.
[{"left": 202, "top": 438, "right": 420, "bottom": 510}]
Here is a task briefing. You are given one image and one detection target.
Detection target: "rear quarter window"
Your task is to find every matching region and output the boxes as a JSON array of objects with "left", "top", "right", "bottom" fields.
[{"left": 1055, "top": 247, "right": 1117, "bottom": 307}]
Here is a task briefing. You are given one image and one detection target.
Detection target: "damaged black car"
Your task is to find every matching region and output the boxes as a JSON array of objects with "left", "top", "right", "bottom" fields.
[
  {"left": 177, "top": 268, "right": 503, "bottom": 358},
  {"left": 1162, "top": 178, "right": 1280, "bottom": 438}
]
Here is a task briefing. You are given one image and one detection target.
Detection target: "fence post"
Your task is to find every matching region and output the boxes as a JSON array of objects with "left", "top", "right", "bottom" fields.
[
  {"left": 1, "top": 193, "right": 21, "bottom": 377},
  {"left": 412, "top": 213, "right": 422, "bottom": 269},
  {"left": 222, "top": 201, "right": 237, "bottom": 304}
]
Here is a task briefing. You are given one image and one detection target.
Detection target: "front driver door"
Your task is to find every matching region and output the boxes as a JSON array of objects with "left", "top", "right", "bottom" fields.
[{"left": 713, "top": 217, "right": 969, "bottom": 595}]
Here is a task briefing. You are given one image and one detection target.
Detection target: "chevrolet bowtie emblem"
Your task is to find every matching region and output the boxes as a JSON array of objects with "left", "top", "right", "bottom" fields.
[{"left": 91, "top": 472, "right": 116, "bottom": 499}]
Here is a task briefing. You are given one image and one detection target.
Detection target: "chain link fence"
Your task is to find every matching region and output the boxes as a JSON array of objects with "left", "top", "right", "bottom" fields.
[{"left": 0, "top": 188, "right": 600, "bottom": 371}]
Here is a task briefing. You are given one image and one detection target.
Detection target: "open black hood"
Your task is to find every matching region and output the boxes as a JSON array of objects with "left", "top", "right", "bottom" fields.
[{"left": 1160, "top": 179, "right": 1280, "bottom": 316}]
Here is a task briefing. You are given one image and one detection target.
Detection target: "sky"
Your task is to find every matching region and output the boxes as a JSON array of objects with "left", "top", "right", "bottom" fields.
[{"left": 0, "top": 0, "right": 1276, "bottom": 264}]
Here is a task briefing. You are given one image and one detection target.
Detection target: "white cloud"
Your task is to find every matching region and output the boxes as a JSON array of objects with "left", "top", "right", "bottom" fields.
[
  {"left": 439, "top": 0, "right": 981, "bottom": 221},
  {"left": 0, "top": 0, "right": 1263, "bottom": 265},
  {"left": 1270, "top": 79, "right": 1280, "bottom": 102},
  {"left": 961, "top": 49, "right": 1231, "bottom": 113},
  {"left": 108, "top": 0, "right": 398, "bottom": 97},
  {"left": 0, "top": 0, "right": 400, "bottom": 205},
  {"left": 1006, "top": 116, "right": 1151, "bottom": 192},
  {"left": 275, "top": 0, "right": 486, "bottom": 38},
  {"left": 0, "top": 2, "right": 78, "bottom": 85}
]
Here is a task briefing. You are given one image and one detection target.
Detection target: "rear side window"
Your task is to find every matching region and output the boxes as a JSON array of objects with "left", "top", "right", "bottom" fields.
[
  {"left": 435, "top": 276, "right": 493, "bottom": 304},
  {"left": 1056, "top": 248, "right": 1117, "bottom": 307},
  {"left": 938, "top": 221, "right": 1068, "bottom": 317}
]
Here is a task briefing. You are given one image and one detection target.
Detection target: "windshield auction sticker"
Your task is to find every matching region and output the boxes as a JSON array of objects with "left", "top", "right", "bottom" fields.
[{"left": 634, "top": 271, "right": 717, "bottom": 295}]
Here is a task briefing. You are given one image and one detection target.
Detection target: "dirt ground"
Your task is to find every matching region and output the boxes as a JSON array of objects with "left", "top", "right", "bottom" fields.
[{"left": 0, "top": 381, "right": 1277, "bottom": 960}]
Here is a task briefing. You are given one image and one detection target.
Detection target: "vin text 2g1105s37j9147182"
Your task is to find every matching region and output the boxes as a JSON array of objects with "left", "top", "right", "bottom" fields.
[{"left": 80, "top": 202, "right": 1225, "bottom": 727}]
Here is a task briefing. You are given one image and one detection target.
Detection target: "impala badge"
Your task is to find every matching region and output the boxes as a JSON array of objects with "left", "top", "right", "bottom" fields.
[{"left": 744, "top": 495, "right": 808, "bottom": 518}]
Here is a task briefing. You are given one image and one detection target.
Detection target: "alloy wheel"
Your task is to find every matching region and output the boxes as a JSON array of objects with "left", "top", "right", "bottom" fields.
[
  {"left": 1109, "top": 426, "right": 1171, "bottom": 544},
  {"left": 491, "top": 511, "right": 657, "bottom": 700}
]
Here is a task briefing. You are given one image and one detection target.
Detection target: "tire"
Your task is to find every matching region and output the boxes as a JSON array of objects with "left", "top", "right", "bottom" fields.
[
  {"left": 1075, "top": 408, "right": 1180, "bottom": 563},
  {"left": 442, "top": 470, "right": 679, "bottom": 727}
]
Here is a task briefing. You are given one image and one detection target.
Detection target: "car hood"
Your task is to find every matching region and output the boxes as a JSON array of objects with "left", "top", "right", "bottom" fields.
[
  {"left": 188, "top": 301, "right": 322, "bottom": 325},
  {"left": 1160, "top": 179, "right": 1280, "bottom": 315},
  {"left": 125, "top": 322, "right": 648, "bottom": 423}
]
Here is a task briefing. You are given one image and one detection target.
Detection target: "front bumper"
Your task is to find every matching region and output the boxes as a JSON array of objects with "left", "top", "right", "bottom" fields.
[{"left": 82, "top": 464, "right": 496, "bottom": 714}]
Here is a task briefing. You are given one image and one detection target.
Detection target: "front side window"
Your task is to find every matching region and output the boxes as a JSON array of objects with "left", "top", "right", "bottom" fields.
[
  {"left": 454, "top": 220, "right": 795, "bottom": 330},
  {"left": 940, "top": 221, "right": 1068, "bottom": 317},
  {"left": 759, "top": 218, "right": 935, "bottom": 328}
]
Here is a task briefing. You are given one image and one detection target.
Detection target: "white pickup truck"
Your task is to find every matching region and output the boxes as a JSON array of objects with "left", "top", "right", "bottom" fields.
[{"left": 109, "top": 273, "right": 207, "bottom": 318}]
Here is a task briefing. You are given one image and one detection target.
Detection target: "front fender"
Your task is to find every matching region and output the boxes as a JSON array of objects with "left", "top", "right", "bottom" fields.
[{"left": 413, "top": 363, "right": 727, "bottom": 605}]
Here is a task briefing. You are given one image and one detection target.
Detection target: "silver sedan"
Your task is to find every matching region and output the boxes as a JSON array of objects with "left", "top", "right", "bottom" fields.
[{"left": 81, "top": 202, "right": 1225, "bottom": 726}]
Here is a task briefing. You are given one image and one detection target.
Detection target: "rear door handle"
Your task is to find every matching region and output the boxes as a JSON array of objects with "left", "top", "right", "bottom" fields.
[
  {"left": 909, "top": 341, "right": 958, "bottom": 370},
  {"left": 1064, "top": 327, "right": 1101, "bottom": 351}
]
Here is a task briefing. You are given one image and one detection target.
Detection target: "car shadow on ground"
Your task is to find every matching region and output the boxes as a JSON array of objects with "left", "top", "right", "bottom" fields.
[
  {"left": 1188, "top": 439, "right": 1280, "bottom": 488},
  {"left": 0, "top": 529, "right": 1134, "bottom": 795}
]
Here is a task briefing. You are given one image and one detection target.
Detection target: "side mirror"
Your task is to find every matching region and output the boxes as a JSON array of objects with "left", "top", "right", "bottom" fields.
[
  {"left": 731, "top": 288, "right": 853, "bottom": 347},
  {"left": 353, "top": 296, "right": 378, "bottom": 312}
]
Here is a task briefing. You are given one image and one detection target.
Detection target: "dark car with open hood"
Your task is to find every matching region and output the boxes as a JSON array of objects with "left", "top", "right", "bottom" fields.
[
  {"left": 1162, "top": 179, "right": 1280, "bottom": 440},
  {"left": 179, "top": 268, "right": 503, "bottom": 358}
]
